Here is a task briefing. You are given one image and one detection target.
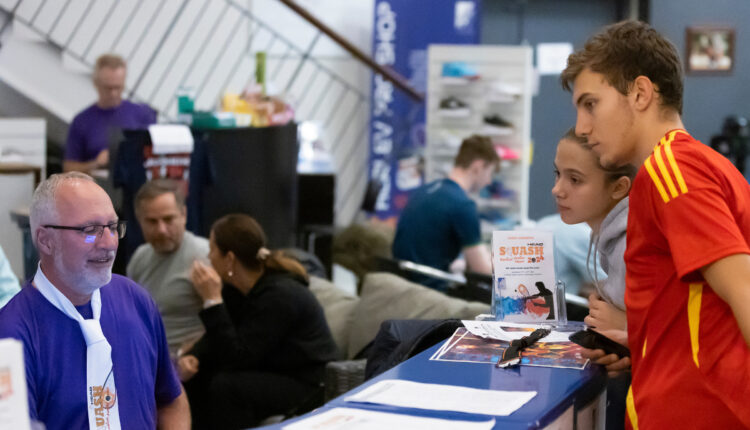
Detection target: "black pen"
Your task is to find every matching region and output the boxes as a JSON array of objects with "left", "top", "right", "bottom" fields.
[{"left": 496, "top": 328, "right": 551, "bottom": 368}]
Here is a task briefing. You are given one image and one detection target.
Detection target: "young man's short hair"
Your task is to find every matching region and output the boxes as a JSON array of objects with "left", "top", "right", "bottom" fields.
[
  {"left": 560, "top": 20, "right": 684, "bottom": 114},
  {"left": 454, "top": 135, "right": 500, "bottom": 168},
  {"left": 134, "top": 179, "right": 185, "bottom": 217}
]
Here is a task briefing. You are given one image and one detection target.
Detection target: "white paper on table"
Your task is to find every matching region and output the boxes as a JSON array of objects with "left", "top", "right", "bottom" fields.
[
  {"left": 282, "top": 407, "right": 495, "bottom": 430},
  {"left": 345, "top": 380, "right": 536, "bottom": 416},
  {"left": 462, "top": 320, "right": 572, "bottom": 343},
  {"left": 148, "top": 124, "right": 194, "bottom": 154}
]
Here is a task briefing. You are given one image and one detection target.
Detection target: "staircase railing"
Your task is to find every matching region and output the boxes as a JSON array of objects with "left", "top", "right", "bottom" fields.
[{"left": 0, "top": 0, "right": 421, "bottom": 225}]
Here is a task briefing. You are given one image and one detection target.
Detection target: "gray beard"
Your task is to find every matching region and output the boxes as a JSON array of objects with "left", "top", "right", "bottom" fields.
[{"left": 52, "top": 252, "right": 112, "bottom": 296}]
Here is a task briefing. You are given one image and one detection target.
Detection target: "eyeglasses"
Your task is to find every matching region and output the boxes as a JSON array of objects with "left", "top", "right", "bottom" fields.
[{"left": 43, "top": 220, "right": 127, "bottom": 240}]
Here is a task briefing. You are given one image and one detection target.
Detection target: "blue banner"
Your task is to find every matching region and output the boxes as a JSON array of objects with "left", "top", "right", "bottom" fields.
[{"left": 369, "top": 0, "right": 481, "bottom": 222}]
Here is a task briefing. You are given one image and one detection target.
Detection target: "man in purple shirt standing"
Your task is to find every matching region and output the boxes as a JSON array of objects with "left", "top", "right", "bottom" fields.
[{"left": 64, "top": 54, "right": 156, "bottom": 174}]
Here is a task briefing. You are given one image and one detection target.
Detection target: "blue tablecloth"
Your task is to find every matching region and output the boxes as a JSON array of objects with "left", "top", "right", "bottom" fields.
[{"left": 276, "top": 340, "right": 607, "bottom": 429}]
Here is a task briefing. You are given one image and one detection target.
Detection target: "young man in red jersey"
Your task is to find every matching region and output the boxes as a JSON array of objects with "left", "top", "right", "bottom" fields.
[{"left": 561, "top": 20, "right": 750, "bottom": 429}]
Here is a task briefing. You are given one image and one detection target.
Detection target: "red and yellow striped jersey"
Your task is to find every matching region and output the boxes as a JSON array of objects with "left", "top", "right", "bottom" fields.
[{"left": 624, "top": 129, "right": 750, "bottom": 429}]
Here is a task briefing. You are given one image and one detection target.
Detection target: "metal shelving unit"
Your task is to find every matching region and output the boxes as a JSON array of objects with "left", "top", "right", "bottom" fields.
[{"left": 426, "top": 44, "right": 533, "bottom": 233}]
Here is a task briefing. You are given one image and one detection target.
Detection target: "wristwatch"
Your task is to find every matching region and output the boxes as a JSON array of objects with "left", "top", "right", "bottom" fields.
[{"left": 203, "top": 298, "right": 223, "bottom": 309}]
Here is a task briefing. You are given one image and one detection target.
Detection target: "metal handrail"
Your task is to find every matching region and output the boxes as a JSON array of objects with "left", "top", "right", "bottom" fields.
[
  {"left": 278, "top": 0, "right": 423, "bottom": 103},
  {"left": 129, "top": 0, "right": 191, "bottom": 101}
]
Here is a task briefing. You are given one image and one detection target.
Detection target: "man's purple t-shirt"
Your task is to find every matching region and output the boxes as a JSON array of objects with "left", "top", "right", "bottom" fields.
[
  {"left": 65, "top": 100, "right": 156, "bottom": 162},
  {"left": 0, "top": 274, "right": 182, "bottom": 430}
]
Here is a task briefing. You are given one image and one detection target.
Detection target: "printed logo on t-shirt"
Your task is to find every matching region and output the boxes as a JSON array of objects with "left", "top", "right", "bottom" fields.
[{"left": 90, "top": 384, "right": 117, "bottom": 427}]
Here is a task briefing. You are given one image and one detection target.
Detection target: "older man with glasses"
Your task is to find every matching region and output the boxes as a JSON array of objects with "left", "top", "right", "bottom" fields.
[{"left": 0, "top": 172, "right": 189, "bottom": 430}]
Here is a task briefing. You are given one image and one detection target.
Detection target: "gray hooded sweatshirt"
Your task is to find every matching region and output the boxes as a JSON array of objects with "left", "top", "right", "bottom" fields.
[{"left": 588, "top": 197, "right": 628, "bottom": 311}]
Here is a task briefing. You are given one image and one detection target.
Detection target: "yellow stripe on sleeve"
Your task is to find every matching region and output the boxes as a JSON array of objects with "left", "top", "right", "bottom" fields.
[
  {"left": 664, "top": 136, "right": 688, "bottom": 194},
  {"left": 644, "top": 157, "right": 670, "bottom": 203},
  {"left": 627, "top": 386, "right": 640, "bottom": 430},
  {"left": 653, "top": 147, "right": 679, "bottom": 198},
  {"left": 688, "top": 283, "right": 703, "bottom": 368},
  {"left": 642, "top": 337, "right": 647, "bottom": 358}
]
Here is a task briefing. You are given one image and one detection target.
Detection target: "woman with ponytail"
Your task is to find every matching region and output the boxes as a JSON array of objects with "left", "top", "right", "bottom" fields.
[{"left": 177, "top": 214, "right": 339, "bottom": 429}]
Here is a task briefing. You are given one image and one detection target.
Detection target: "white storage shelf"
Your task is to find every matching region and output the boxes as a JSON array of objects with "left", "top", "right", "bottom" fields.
[{"left": 426, "top": 45, "right": 532, "bottom": 232}]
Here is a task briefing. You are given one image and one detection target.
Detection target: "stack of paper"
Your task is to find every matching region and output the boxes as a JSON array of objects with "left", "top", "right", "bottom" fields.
[
  {"left": 462, "top": 320, "right": 572, "bottom": 342},
  {"left": 345, "top": 380, "right": 536, "bottom": 416},
  {"left": 283, "top": 408, "right": 495, "bottom": 430}
]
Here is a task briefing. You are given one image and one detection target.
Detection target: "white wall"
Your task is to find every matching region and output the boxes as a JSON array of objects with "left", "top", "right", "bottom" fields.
[{"left": 0, "top": 118, "right": 45, "bottom": 279}]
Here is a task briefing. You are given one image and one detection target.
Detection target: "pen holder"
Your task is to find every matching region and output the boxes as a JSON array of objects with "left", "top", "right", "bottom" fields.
[{"left": 554, "top": 280, "right": 567, "bottom": 326}]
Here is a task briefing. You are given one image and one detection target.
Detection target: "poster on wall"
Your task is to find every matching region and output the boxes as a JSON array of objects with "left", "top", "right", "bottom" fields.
[
  {"left": 491, "top": 230, "right": 557, "bottom": 323},
  {"left": 368, "top": 0, "right": 481, "bottom": 223},
  {"left": 686, "top": 26, "right": 735, "bottom": 74}
]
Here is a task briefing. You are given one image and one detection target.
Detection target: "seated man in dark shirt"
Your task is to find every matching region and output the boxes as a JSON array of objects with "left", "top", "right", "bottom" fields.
[{"left": 392, "top": 135, "right": 499, "bottom": 288}]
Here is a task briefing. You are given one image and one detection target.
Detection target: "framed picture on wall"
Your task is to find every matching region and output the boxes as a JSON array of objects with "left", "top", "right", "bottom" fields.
[{"left": 686, "top": 26, "right": 735, "bottom": 74}]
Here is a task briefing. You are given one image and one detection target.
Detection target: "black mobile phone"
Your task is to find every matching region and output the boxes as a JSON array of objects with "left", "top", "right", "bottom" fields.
[{"left": 569, "top": 329, "right": 631, "bottom": 358}]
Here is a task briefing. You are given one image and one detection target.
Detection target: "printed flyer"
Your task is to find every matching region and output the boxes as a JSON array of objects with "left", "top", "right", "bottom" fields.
[
  {"left": 430, "top": 328, "right": 588, "bottom": 370},
  {"left": 491, "top": 230, "right": 557, "bottom": 323}
]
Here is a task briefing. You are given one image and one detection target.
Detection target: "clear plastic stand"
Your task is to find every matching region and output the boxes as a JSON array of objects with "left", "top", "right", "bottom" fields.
[
  {"left": 551, "top": 280, "right": 584, "bottom": 332},
  {"left": 554, "top": 280, "right": 568, "bottom": 326},
  {"left": 481, "top": 279, "right": 572, "bottom": 328},
  {"left": 536, "top": 279, "right": 569, "bottom": 329}
]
